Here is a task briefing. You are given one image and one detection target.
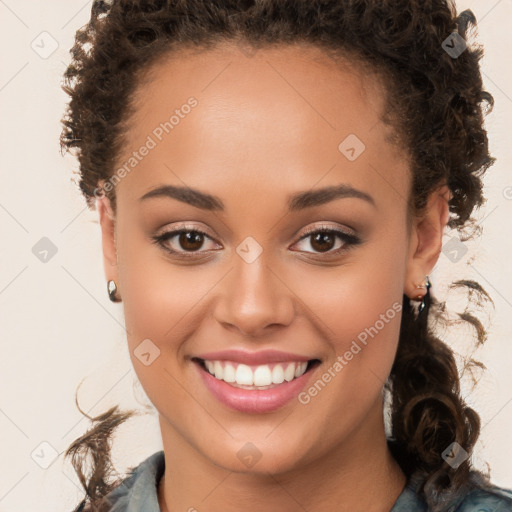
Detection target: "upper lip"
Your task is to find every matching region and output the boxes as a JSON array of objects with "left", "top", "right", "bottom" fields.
[{"left": 193, "top": 349, "right": 316, "bottom": 366}]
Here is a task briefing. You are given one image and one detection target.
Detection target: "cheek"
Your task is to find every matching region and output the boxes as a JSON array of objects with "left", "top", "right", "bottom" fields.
[
  {"left": 115, "top": 218, "right": 206, "bottom": 336},
  {"left": 291, "top": 225, "right": 407, "bottom": 347},
  {"left": 115, "top": 232, "right": 205, "bottom": 417},
  {"left": 298, "top": 269, "right": 403, "bottom": 392},
  {"left": 290, "top": 228, "right": 407, "bottom": 408}
]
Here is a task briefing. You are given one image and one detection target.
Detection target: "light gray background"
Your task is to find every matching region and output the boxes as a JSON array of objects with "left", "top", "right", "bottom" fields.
[{"left": 0, "top": 1, "right": 511, "bottom": 510}]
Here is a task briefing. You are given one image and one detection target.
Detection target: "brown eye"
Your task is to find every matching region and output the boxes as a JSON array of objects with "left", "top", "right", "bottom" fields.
[
  {"left": 178, "top": 231, "right": 205, "bottom": 251},
  {"left": 293, "top": 226, "right": 362, "bottom": 256},
  {"left": 152, "top": 227, "right": 220, "bottom": 257},
  {"left": 309, "top": 232, "right": 336, "bottom": 253}
]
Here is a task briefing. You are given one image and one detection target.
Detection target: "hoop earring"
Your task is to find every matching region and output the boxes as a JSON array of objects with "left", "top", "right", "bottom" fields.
[
  {"left": 415, "top": 275, "right": 431, "bottom": 314},
  {"left": 107, "top": 280, "right": 121, "bottom": 302}
]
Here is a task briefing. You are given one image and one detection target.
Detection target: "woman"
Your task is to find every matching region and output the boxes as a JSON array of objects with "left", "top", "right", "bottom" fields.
[{"left": 60, "top": 0, "right": 512, "bottom": 511}]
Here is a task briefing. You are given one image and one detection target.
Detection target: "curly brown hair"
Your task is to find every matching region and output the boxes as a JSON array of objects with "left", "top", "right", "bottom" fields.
[{"left": 59, "top": 1, "right": 500, "bottom": 511}]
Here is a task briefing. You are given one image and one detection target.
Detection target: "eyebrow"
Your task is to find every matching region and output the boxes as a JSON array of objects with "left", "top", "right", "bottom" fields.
[{"left": 139, "top": 183, "right": 376, "bottom": 211}]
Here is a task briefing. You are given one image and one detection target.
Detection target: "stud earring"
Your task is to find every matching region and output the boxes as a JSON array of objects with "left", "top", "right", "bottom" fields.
[
  {"left": 415, "top": 275, "right": 431, "bottom": 314},
  {"left": 107, "top": 280, "right": 121, "bottom": 302}
]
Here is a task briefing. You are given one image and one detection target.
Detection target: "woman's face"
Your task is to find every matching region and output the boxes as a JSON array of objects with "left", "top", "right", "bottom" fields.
[{"left": 98, "top": 43, "right": 436, "bottom": 474}]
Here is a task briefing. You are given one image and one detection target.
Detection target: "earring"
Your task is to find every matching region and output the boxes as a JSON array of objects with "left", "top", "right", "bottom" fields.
[
  {"left": 415, "top": 275, "right": 431, "bottom": 314},
  {"left": 107, "top": 280, "right": 121, "bottom": 302}
]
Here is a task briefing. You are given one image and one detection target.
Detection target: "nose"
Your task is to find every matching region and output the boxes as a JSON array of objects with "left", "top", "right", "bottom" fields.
[{"left": 213, "top": 254, "right": 295, "bottom": 338}]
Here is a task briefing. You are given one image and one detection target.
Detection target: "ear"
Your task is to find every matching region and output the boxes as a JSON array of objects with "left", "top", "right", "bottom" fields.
[
  {"left": 96, "top": 182, "right": 119, "bottom": 292},
  {"left": 404, "top": 184, "right": 452, "bottom": 300}
]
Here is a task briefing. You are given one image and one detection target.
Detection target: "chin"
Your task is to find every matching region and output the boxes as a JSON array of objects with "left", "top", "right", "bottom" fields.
[{"left": 200, "top": 434, "right": 313, "bottom": 476}]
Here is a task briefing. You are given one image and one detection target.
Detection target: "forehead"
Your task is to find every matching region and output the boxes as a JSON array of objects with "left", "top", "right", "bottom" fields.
[{"left": 115, "top": 42, "right": 410, "bottom": 207}]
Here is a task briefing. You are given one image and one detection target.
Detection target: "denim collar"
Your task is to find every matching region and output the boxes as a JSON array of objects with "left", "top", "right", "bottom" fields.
[
  {"left": 106, "top": 450, "right": 165, "bottom": 512},
  {"left": 103, "top": 450, "right": 512, "bottom": 512}
]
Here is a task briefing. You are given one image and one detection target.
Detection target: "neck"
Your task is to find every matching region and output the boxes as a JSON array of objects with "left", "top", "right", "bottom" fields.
[{"left": 158, "top": 401, "right": 406, "bottom": 512}]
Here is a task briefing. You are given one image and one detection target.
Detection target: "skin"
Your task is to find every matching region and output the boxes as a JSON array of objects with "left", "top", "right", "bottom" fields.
[{"left": 97, "top": 42, "right": 450, "bottom": 511}]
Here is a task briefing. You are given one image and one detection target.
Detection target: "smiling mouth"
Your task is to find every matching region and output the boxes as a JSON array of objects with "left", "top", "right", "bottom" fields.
[{"left": 192, "top": 357, "right": 321, "bottom": 390}]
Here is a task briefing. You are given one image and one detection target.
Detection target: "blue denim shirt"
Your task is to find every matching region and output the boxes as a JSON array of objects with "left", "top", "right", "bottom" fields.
[{"left": 89, "top": 450, "right": 512, "bottom": 511}]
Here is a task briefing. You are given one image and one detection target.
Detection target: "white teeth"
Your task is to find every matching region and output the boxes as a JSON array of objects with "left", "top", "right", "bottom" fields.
[
  {"left": 223, "top": 363, "right": 236, "bottom": 383},
  {"left": 271, "top": 364, "right": 285, "bottom": 384},
  {"left": 205, "top": 360, "right": 214, "bottom": 374},
  {"left": 235, "top": 364, "right": 254, "bottom": 385},
  {"left": 214, "top": 361, "right": 223, "bottom": 379},
  {"left": 201, "top": 360, "right": 310, "bottom": 387},
  {"left": 294, "top": 362, "right": 308, "bottom": 378},
  {"left": 284, "top": 363, "right": 296, "bottom": 382},
  {"left": 253, "top": 365, "right": 272, "bottom": 386}
]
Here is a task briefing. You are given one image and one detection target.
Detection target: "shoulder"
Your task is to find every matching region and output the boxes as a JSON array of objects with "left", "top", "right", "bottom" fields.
[
  {"left": 392, "top": 470, "right": 512, "bottom": 512},
  {"left": 71, "top": 451, "right": 165, "bottom": 512},
  {"left": 453, "top": 484, "right": 512, "bottom": 511},
  {"left": 106, "top": 450, "right": 165, "bottom": 511},
  {"left": 450, "top": 470, "right": 512, "bottom": 512}
]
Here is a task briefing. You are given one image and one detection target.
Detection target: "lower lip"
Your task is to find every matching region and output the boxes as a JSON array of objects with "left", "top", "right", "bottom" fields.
[{"left": 195, "top": 361, "right": 317, "bottom": 414}]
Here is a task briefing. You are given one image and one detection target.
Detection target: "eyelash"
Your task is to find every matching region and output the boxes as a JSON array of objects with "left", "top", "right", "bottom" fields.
[{"left": 151, "top": 224, "right": 362, "bottom": 260}]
